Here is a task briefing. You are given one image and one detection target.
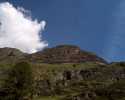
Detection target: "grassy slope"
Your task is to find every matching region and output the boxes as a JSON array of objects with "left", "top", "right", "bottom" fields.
[
  {"left": 30, "top": 62, "right": 105, "bottom": 100},
  {"left": 1, "top": 62, "right": 125, "bottom": 100},
  {"left": 30, "top": 62, "right": 125, "bottom": 100}
]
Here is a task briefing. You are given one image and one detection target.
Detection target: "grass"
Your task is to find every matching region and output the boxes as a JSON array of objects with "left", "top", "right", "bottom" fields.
[
  {"left": 1, "top": 61, "right": 125, "bottom": 100},
  {"left": 31, "top": 62, "right": 100, "bottom": 73},
  {"left": 30, "top": 62, "right": 101, "bottom": 81},
  {"left": 34, "top": 96, "right": 63, "bottom": 100}
]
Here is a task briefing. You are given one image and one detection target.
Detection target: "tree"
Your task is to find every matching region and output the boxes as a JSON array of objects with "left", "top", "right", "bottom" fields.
[{"left": 0, "top": 62, "right": 34, "bottom": 100}]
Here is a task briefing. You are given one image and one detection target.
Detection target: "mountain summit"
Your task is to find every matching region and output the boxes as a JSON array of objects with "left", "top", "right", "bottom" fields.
[
  {"left": 0, "top": 45, "right": 106, "bottom": 64},
  {"left": 28, "top": 45, "right": 106, "bottom": 63}
]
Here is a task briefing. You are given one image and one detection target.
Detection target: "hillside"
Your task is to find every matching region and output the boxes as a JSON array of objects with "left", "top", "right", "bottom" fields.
[
  {"left": 0, "top": 45, "right": 107, "bottom": 64},
  {"left": 27, "top": 45, "right": 106, "bottom": 64},
  {"left": 30, "top": 62, "right": 125, "bottom": 100},
  {"left": 0, "top": 47, "right": 26, "bottom": 64},
  {"left": 0, "top": 45, "right": 125, "bottom": 100}
]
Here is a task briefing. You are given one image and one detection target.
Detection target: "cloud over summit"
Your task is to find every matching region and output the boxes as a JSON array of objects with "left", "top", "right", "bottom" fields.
[{"left": 0, "top": 2, "right": 48, "bottom": 53}]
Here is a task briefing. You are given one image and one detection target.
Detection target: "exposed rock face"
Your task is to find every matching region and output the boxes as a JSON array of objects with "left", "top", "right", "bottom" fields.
[
  {"left": 28, "top": 45, "right": 106, "bottom": 63},
  {"left": 0, "top": 45, "right": 107, "bottom": 64}
]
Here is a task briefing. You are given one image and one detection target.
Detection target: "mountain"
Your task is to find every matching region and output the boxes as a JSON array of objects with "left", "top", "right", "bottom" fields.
[
  {"left": 27, "top": 45, "right": 106, "bottom": 64},
  {"left": 0, "top": 45, "right": 107, "bottom": 65},
  {"left": 0, "top": 45, "right": 106, "bottom": 64},
  {"left": 0, "top": 47, "right": 26, "bottom": 64},
  {"left": 1, "top": 45, "right": 125, "bottom": 100}
]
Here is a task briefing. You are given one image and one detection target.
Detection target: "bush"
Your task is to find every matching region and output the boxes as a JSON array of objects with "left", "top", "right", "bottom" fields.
[{"left": 0, "top": 62, "right": 34, "bottom": 100}]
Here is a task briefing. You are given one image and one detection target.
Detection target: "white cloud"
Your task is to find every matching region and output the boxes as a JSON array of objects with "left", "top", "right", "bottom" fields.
[{"left": 0, "top": 2, "right": 48, "bottom": 53}]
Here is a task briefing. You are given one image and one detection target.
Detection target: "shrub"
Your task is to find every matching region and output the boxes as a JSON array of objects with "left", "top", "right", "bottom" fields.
[{"left": 0, "top": 62, "right": 34, "bottom": 100}]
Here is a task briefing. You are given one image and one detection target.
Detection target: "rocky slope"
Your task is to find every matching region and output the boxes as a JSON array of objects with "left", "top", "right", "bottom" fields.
[
  {"left": 0, "top": 45, "right": 125, "bottom": 100},
  {"left": 28, "top": 45, "right": 106, "bottom": 64},
  {"left": 31, "top": 62, "right": 125, "bottom": 100},
  {"left": 0, "top": 45, "right": 107, "bottom": 64}
]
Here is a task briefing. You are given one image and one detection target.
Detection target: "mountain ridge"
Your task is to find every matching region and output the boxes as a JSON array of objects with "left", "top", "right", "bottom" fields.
[
  {"left": 1, "top": 45, "right": 125, "bottom": 100},
  {"left": 0, "top": 45, "right": 107, "bottom": 64},
  {"left": 27, "top": 45, "right": 107, "bottom": 64}
]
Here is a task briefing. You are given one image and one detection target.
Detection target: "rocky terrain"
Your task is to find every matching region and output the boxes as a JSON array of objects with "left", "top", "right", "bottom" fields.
[
  {"left": 31, "top": 62, "right": 125, "bottom": 100},
  {"left": 0, "top": 45, "right": 125, "bottom": 100},
  {"left": 28, "top": 45, "right": 106, "bottom": 64}
]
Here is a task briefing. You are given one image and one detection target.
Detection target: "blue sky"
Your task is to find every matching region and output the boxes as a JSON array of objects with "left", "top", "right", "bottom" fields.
[{"left": 0, "top": 0, "right": 125, "bottom": 62}]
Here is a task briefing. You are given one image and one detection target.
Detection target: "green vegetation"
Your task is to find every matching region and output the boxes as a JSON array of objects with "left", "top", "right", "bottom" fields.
[
  {"left": 1, "top": 61, "right": 125, "bottom": 100},
  {"left": 30, "top": 62, "right": 125, "bottom": 100},
  {"left": 34, "top": 96, "right": 62, "bottom": 100},
  {"left": 0, "top": 45, "right": 125, "bottom": 100},
  {"left": 0, "top": 62, "right": 33, "bottom": 100}
]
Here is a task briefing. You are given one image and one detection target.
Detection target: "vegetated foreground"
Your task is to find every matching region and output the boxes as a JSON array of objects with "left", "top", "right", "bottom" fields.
[{"left": 0, "top": 45, "right": 125, "bottom": 100}]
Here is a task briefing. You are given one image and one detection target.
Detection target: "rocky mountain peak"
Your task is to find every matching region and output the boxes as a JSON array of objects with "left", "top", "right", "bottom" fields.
[{"left": 28, "top": 45, "right": 106, "bottom": 64}]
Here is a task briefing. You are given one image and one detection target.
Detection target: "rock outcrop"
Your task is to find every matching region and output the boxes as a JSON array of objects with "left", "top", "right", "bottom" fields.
[
  {"left": 28, "top": 45, "right": 106, "bottom": 64},
  {"left": 0, "top": 45, "right": 107, "bottom": 64}
]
